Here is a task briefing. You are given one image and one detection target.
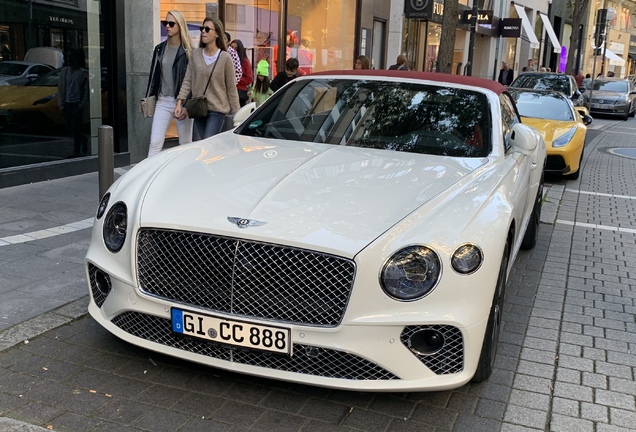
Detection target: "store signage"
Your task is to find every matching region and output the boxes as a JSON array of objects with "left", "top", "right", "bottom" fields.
[
  {"left": 461, "top": 10, "right": 493, "bottom": 24},
  {"left": 404, "top": 0, "right": 434, "bottom": 19},
  {"left": 49, "top": 16, "right": 74, "bottom": 25},
  {"left": 499, "top": 18, "right": 522, "bottom": 37}
]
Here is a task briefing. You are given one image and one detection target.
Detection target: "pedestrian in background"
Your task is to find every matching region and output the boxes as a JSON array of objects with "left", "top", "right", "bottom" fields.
[
  {"left": 270, "top": 57, "right": 299, "bottom": 92},
  {"left": 249, "top": 60, "right": 273, "bottom": 106},
  {"left": 354, "top": 55, "right": 370, "bottom": 70},
  {"left": 231, "top": 39, "right": 253, "bottom": 107},
  {"left": 146, "top": 10, "right": 193, "bottom": 158},
  {"left": 497, "top": 61, "right": 514, "bottom": 86},
  {"left": 174, "top": 18, "right": 240, "bottom": 140},
  {"left": 58, "top": 48, "right": 89, "bottom": 158},
  {"left": 574, "top": 69, "right": 585, "bottom": 88},
  {"left": 388, "top": 54, "right": 408, "bottom": 70},
  {"left": 224, "top": 32, "right": 243, "bottom": 84}
]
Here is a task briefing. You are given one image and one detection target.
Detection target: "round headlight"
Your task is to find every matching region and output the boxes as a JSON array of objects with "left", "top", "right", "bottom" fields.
[
  {"left": 96, "top": 193, "right": 110, "bottom": 219},
  {"left": 103, "top": 202, "right": 127, "bottom": 252},
  {"left": 451, "top": 244, "right": 483, "bottom": 275},
  {"left": 381, "top": 246, "right": 441, "bottom": 301}
]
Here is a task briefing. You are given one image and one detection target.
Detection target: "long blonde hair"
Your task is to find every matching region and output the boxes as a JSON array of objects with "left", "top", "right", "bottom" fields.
[{"left": 167, "top": 10, "right": 193, "bottom": 60}]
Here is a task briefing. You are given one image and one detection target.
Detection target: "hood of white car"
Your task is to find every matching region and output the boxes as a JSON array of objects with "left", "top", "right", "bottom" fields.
[{"left": 139, "top": 134, "right": 487, "bottom": 256}]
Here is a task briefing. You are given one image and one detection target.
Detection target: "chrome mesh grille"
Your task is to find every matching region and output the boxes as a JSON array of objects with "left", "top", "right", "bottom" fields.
[
  {"left": 112, "top": 311, "right": 399, "bottom": 381},
  {"left": 88, "top": 263, "right": 110, "bottom": 308},
  {"left": 136, "top": 229, "right": 355, "bottom": 327},
  {"left": 400, "top": 325, "right": 464, "bottom": 375}
]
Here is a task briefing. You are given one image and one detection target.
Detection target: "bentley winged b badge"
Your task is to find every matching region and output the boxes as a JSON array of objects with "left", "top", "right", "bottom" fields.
[{"left": 227, "top": 217, "right": 267, "bottom": 229}]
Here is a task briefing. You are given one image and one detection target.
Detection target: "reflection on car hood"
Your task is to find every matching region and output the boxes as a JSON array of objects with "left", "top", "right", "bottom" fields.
[
  {"left": 522, "top": 117, "right": 579, "bottom": 145},
  {"left": 589, "top": 90, "right": 625, "bottom": 99},
  {"left": 139, "top": 134, "right": 487, "bottom": 256}
]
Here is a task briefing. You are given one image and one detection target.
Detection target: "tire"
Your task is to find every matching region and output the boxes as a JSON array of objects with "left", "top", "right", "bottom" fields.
[
  {"left": 630, "top": 105, "right": 635, "bottom": 118},
  {"left": 565, "top": 148, "right": 584, "bottom": 181},
  {"left": 520, "top": 177, "right": 543, "bottom": 250},
  {"left": 472, "top": 240, "right": 510, "bottom": 383}
]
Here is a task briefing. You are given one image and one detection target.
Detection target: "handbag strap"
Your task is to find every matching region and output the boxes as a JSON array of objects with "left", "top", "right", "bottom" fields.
[{"left": 145, "top": 47, "right": 160, "bottom": 98}]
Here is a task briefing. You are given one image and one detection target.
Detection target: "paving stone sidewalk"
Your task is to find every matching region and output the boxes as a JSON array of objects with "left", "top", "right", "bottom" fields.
[{"left": 0, "top": 121, "right": 634, "bottom": 431}]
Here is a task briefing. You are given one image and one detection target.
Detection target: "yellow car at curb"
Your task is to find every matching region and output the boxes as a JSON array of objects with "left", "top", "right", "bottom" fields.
[{"left": 510, "top": 89, "right": 592, "bottom": 180}]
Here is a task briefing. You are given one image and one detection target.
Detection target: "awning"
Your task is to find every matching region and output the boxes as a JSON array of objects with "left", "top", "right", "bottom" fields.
[
  {"left": 513, "top": 3, "right": 540, "bottom": 48},
  {"left": 539, "top": 13, "right": 562, "bottom": 53},
  {"left": 603, "top": 49, "right": 626, "bottom": 66}
]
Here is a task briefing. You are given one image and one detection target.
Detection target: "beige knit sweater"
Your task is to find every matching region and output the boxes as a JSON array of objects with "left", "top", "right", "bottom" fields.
[{"left": 178, "top": 48, "right": 240, "bottom": 115}]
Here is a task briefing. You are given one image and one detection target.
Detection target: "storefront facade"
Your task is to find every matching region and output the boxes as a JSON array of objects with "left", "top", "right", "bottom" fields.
[{"left": 1, "top": 0, "right": 389, "bottom": 187}]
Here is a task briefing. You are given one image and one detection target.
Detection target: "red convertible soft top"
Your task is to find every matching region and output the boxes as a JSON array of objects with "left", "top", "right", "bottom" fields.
[{"left": 310, "top": 69, "right": 507, "bottom": 95}]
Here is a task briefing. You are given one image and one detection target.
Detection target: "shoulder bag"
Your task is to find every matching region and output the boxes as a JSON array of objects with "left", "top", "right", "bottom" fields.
[
  {"left": 184, "top": 56, "right": 219, "bottom": 119},
  {"left": 140, "top": 54, "right": 158, "bottom": 118}
]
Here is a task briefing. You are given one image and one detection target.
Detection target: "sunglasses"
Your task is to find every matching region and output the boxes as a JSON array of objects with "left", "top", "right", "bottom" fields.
[
  {"left": 161, "top": 20, "right": 176, "bottom": 28},
  {"left": 199, "top": 26, "right": 213, "bottom": 33}
]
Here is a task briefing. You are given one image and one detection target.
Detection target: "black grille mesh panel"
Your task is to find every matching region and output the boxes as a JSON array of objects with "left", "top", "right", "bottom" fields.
[
  {"left": 136, "top": 229, "right": 355, "bottom": 327},
  {"left": 112, "top": 311, "right": 399, "bottom": 381},
  {"left": 400, "top": 325, "right": 464, "bottom": 375},
  {"left": 88, "top": 263, "right": 110, "bottom": 308}
]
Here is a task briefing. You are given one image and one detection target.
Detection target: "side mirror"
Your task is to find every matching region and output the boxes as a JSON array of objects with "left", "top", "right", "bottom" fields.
[
  {"left": 573, "top": 90, "right": 582, "bottom": 99},
  {"left": 233, "top": 102, "right": 257, "bottom": 128},
  {"left": 582, "top": 114, "right": 593, "bottom": 125},
  {"left": 509, "top": 123, "right": 540, "bottom": 155}
]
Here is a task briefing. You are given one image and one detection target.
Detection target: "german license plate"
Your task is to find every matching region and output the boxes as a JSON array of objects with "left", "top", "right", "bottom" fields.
[{"left": 171, "top": 308, "right": 291, "bottom": 355}]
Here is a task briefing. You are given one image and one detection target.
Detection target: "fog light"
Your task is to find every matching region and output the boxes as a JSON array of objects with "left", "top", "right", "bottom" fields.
[
  {"left": 408, "top": 329, "right": 445, "bottom": 356},
  {"left": 95, "top": 269, "right": 111, "bottom": 296}
]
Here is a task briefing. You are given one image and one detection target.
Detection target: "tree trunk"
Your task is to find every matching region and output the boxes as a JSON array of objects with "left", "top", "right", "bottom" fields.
[
  {"left": 566, "top": 0, "right": 590, "bottom": 75},
  {"left": 438, "top": 0, "right": 460, "bottom": 74}
]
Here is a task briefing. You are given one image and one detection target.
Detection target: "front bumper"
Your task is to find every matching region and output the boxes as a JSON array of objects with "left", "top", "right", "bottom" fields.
[
  {"left": 589, "top": 102, "right": 629, "bottom": 117},
  {"left": 87, "top": 261, "right": 490, "bottom": 392}
]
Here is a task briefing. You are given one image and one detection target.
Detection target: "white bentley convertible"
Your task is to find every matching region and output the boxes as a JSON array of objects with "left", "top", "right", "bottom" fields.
[{"left": 86, "top": 70, "right": 546, "bottom": 391}]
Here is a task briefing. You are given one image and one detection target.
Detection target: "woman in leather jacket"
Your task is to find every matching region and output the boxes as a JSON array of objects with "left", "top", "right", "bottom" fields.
[{"left": 146, "top": 10, "right": 193, "bottom": 157}]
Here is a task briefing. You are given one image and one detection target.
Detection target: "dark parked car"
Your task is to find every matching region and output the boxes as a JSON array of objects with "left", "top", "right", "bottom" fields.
[
  {"left": 584, "top": 78, "right": 636, "bottom": 120},
  {"left": 509, "top": 72, "right": 584, "bottom": 107}
]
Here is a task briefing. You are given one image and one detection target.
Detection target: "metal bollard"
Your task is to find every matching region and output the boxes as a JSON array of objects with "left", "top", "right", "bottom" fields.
[{"left": 98, "top": 125, "right": 114, "bottom": 199}]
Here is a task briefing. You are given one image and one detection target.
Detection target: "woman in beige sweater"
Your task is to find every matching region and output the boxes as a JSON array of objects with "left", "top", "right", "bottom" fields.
[{"left": 174, "top": 18, "right": 240, "bottom": 140}]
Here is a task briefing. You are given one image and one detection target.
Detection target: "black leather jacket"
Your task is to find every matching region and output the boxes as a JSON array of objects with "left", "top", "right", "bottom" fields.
[{"left": 146, "top": 41, "right": 188, "bottom": 98}]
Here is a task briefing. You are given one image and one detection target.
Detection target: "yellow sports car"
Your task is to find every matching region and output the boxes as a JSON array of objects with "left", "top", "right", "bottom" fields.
[
  {"left": 0, "top": 68, "right": 65, "bottom": 133},
  {"left": 510, "top": 89, "right": 592, "bottom": 180}
]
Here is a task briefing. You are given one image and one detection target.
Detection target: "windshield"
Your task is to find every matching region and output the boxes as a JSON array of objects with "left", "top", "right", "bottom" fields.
[
  {"left": 590, "top": 80, "right": 628, "bottom": 93},
  {"left": 238, "top": 79, "right": 492, "bottom": 158},
  {"left": 511, "top": 91, "right": 575, "bottom": 121},
  {"left": 510, "top": 75, "right": 571, "bottom": 95},
  {"left": 27, "top": 69, "right": 59, "bottom": 87},
  {"left": 0, "top": 62, "right": 28, "bottom": 76}
]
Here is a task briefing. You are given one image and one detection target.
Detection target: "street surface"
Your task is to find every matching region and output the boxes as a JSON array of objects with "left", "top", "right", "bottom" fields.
[{"left": 0, "top": 116, "right": 635, "bottom": 431}]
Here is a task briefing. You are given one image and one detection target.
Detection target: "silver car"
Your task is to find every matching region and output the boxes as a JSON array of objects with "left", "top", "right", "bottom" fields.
[
  {"left": 585, "top": 78, "right": 636, "bottom": 120},
  {"left": 0, "top": 61, "right": 54, "bottom": 86}
]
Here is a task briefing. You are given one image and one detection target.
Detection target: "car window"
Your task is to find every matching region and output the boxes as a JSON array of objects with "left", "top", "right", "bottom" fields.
[
  {"left": 591, "top": 80, "right": 628, "bottom": 92},
  {"left": 500, "top": 94, "right": 518, "bottom": 153},
  {"left": 510, "top": 91, "right": 575, "bottom": 121},
  {"left": 0, "top": 62, "right": 28, "bottom": 76},
  {"left": 30, "top": 65, "right": 52, "bottom": 76},
  {"left": 27, "top": 68, "right": 59, "bottom": 86},
  {"left": 238, "top": 79, "right": 492, "bottom": 158}
]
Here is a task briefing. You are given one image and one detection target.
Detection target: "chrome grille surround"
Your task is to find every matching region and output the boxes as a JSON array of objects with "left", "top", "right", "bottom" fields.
[
  {"left": 88, "top": 263, "right": 110, "bottom": 308},
  {"left": 136, "top": 229, "right": 356, "bottom": 327},
  {"left": 400, "top": 325, "right": 464, "bottom": 375},
  {"left": 112, "top": 311, "right": 399, "bottom": 381}
]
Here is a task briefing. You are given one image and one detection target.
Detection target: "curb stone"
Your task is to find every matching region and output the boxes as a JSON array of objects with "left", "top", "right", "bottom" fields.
[
  {"left": 0, "top": 417, "right": 50, "bottom": 431},
  {"left": 0, "top": 296, "right": 89, "bottom": 352}
]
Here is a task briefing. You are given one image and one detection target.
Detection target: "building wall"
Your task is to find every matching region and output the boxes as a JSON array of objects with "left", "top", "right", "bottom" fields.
[{"left": 125, "top": 1, "right": 160, "bottom": 163}]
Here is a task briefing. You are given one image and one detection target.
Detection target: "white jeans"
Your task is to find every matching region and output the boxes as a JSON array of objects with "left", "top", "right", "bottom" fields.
[{"left": 148, "top": 95, "right": 193, "bottom": 158}]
